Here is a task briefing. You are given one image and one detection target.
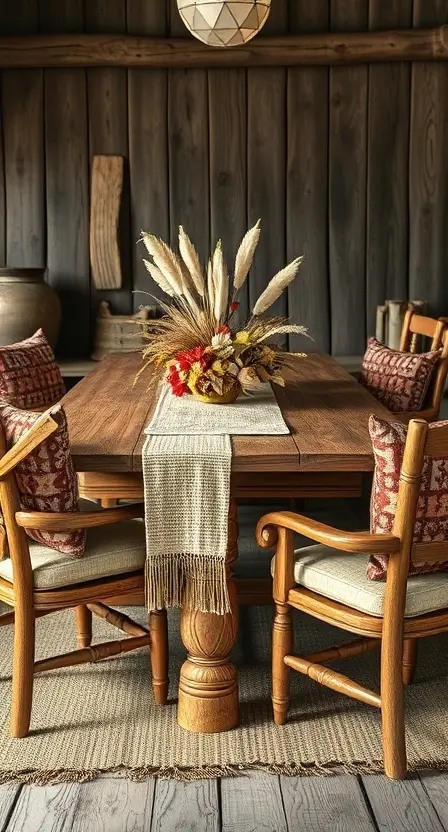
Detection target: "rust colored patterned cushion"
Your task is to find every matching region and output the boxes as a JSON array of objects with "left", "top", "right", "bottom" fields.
[
  {"left": 360, "top": 337, "right": 439, "bottom": 413},
  {"left": 368, "top": 415, "right": 448, "bottom": 580},
  {"left": 0, "top": 403, "right": 85, "bottom": 557},
  {"left": 0, "top": 329, "right": 65, "bottom": 410}
]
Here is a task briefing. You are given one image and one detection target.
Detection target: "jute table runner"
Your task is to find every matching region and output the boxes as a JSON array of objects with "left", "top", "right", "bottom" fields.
[{"left": 142, "top": 383, "right": 289, "bottom": 614}]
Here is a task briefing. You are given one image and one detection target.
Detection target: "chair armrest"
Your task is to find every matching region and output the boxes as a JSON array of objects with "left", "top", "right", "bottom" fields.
[
  {"left": 16, "top": 503, "right": 145, "bottom": 532},
  {"left": 0, "top": 406, "right": 60, "bottom": 479},
  {"left": 256, "top": 511, "right": 401, "bottom": 555}
]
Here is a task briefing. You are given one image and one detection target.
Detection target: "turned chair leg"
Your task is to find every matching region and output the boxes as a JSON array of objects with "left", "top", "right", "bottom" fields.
[
  {"left": 149, "top": 609, "right": 169, "bottom": 705},
  {"left": 402, "top": 639, "right": 418, "bottom": 685},
  {"left": 380, "top": 638, "right": 407, "bottom": 779},
  {"left": 11, "top": 603, "right": 35, "bottom": 738},
  {"left": 272, "top": 602, "right": 293, "bottom": 725},
  {"left": 75, "top": 605, "right": 93, "bottom": 648}
]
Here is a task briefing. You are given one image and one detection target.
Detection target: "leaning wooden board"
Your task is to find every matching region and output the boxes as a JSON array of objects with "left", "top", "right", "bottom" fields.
[{"left": 89, "top": 155, "right": 124, "bottom": 291}]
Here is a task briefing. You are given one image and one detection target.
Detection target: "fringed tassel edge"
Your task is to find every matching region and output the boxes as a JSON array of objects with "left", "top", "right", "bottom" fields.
[
  {"left": 145, "top": 554, "right": 230, "bottom": 615},
  {"left": 2, "top": 759, "right": 448, "bottom": 785}
]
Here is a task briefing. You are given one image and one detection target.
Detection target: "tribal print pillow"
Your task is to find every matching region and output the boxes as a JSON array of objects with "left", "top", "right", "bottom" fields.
[
  {"left": 0, "top": 329, "right": 65, "bottom": 410},
  {"left": 361, "top": 337, "right": 439, "bottom": 413},
  {"left": 368, "top": 415, "right": 448, "bottom": 580},
  {"left": 0, "top": 403, "right": 85, "bottom": 557}
]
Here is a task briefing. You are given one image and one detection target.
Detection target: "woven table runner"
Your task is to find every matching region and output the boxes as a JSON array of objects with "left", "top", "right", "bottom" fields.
[{"left": 143, "top": 384, "right": 289, "bottom": 614}]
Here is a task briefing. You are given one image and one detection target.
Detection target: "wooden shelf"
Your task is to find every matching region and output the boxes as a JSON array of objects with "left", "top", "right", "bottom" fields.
[
  {"left": 57, "top": 360, "right": 97, "bottom": 378},
  {"left": 334, "top": 355, "right": 363, "bottom": 374}
]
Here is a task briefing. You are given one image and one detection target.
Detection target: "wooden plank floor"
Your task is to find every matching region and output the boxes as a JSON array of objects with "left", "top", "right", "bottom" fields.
[{"left": 2, "top": 771, "right": 448, "bottom": 831}]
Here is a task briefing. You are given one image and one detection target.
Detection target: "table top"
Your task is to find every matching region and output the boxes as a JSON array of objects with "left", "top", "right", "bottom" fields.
[{"left": 63, "top": 352, "right": 391, "bottom": 474}]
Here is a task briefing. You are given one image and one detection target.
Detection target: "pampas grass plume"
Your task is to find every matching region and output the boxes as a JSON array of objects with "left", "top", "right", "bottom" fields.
[
  {"left": 233, "top": 219, "right": 261, "bottom": 292},
  {"left": 252, "top": 256, "right": 305, "bottom": 316},
  {"left": 212, "top": 241, "right": 229, "bottom": 324},
  {"left": 178, "top": 226, "right": 205, "bottom": 297},
  {"left": 143, "top": 259, "right": 175, "bottom": 297},
  {"left": 141, "top": 232, "right": 185, "bottom": 297}
]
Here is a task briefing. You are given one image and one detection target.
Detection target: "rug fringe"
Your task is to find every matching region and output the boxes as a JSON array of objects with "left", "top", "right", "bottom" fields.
[{"left": 2, "top": 759, "right": 448, "bottom": 785}]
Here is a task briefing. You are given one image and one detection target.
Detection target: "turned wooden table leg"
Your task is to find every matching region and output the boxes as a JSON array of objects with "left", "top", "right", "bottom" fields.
[{"left": 177, "top": 498, "right": 239, "bottom": 733}]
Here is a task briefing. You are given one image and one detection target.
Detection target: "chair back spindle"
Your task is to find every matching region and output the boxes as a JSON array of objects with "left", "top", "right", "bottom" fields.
[
  {"left": 399, "top": 311, "right": 446, "bottom": 353},
  {"left": 389, "top": 418, "right": 448, "bottom": 577},
  {"left": 408, "top": 420, "right": 448, "bottom": 569},
  {"left": 396, "top": 312, "right": 448, "bottom": 422}
]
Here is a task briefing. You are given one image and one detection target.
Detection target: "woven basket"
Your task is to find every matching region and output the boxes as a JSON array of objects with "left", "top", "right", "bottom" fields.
[{"left": 91, "top": 300, "right": 157, "bottom": 361}]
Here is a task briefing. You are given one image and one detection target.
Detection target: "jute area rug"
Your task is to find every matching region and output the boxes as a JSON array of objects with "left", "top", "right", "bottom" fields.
[{"left": 0, "top": 604, "right": 447, "bottom": 784}]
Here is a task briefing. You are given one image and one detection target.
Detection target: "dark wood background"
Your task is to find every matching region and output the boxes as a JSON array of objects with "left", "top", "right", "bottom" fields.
[{"left": 0, "top": 0, "right": 447, "bottom": 359}]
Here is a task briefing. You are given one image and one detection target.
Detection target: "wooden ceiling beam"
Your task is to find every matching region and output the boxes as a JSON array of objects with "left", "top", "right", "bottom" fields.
[{"left": 0, "top": 28, "right": 446, "bottom": 69}]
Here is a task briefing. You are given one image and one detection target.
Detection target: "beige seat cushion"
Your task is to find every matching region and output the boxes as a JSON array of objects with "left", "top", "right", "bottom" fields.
[
  {"left": 0, "top": 519, "right": 145, "bottom": 590},
  {"left": 272, "top": 544, "right": 448, "bottom": 618}
]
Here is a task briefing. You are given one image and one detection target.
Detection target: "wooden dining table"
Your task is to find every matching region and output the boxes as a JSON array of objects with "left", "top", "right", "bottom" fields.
[{"left": 63, "top": 351, "right": 391, "bottom": 734}]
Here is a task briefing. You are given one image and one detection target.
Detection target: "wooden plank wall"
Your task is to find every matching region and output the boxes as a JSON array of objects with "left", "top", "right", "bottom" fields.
[{"left": 0, "top": 0, "right": 447, "bottom": 359}]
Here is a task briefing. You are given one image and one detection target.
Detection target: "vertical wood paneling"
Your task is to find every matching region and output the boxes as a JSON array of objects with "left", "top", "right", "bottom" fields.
[
  {"left": 1, "top": 1, "right": 44, "bottom": 268},
  {"left": 366, "top": 1, "right": 412, "bottom": 337},
  {"left": 0, "top": 94, "right": 5, "bottom": 266},
  {"left": 168, "top": 1, "right": 209, "bottom": 265},
  {"left": 41, "top": 1, "right": 90, "bottom": 358},
  {"left": 85, "top": 0, "right": 132, "bottom": 320},
  {"left": 409, "top": 1, "right": 448, "bottom": 315},
  {"left": 329, "top": 0, "right": 368, "bottom": 355},
  {"left": 127, "top": 2, "right": 169, "bottom": 309},
  {"left": 248, "top": 1, "right": 288, "bottom": 323},
  {"left": 0, "top": 6, "right": 6, "bottom": 267},
  {"left": 287, "top": 1, "right": 329, "bottom": 353},
  {"left": 2, "top": 73, "right": 44, "bottom": 267},
  {"left": 209, "top": 69, "right": 247, "bottom": 327},
  {"left": 169, "top": 0, "right": 185, "bottom": 38},
  {"left": 1, "top": 0, "right": 448, "bottom": 360}
]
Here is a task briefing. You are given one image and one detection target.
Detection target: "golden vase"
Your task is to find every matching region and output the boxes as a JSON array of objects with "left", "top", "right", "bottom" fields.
[{"left": 189, "top": 380, "right": 241, "bottom": 405}]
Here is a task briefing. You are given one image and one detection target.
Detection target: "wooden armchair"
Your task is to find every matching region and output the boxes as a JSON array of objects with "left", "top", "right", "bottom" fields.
[
  {"left": 0, "top": 408, "right": 168, "bottom": 738},
  {"left": 395, "top": 310, "right": 448, "bottom": 423},
  {"left": 257, "top": 417, "right": 448, "bottom": 779}
]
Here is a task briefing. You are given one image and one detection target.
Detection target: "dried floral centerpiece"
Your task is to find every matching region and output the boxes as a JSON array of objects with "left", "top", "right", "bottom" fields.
[{"left": 137, "top": 222, "right": 307, "bottom": 404}]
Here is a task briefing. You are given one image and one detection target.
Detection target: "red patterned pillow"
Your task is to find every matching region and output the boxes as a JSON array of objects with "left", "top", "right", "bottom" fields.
[
  {"left": 361, "top": 337, "right": 439, "bottom": 413},
  {"left": 0, "top": 329, "right": 65, "bottom": 410},
  {"left": 368, "top": 415, "right": 448, "bottom": 580},
  {"left": 0, "top": 403, "right": 85, "bottom": 557}
]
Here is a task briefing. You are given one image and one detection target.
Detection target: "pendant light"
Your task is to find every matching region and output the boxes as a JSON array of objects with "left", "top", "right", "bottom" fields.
[{"left": 177, "top": 0, "right": 271, "bottom": 48}]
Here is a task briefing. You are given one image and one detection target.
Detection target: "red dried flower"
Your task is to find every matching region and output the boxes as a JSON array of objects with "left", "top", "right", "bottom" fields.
[
  {"left": 216, "top": 324, "right": 231, "bottom": 335},
  {"left": 170, "top": 379, "right": 190, "bottom": 397},
  {"left": 177, "top": 346, "right": 211, "bottom": 372},
  {"left": 167, "top": 363, "right": 190, "bottom": 397},
  {"left": 230, "top": 302, "right": 239, "bottom": 313}
]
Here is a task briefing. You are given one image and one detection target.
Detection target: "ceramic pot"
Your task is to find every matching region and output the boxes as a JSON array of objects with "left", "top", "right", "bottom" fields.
[
  {"left": 189, "top": 380, "right": 241, "bottom": 404},
  {"left": 0, "top": 268, "right": 61, "bottom": 349}
]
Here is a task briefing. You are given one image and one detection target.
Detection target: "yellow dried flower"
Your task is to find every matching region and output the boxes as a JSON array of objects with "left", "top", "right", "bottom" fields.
[{"left": 235, "top": 331, "right": 251, "bottom": 344}]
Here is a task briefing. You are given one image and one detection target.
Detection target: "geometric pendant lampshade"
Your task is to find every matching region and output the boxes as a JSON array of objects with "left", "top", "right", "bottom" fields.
[{"left": 177, "top": 0, "right": 271, "bottom": 48}]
